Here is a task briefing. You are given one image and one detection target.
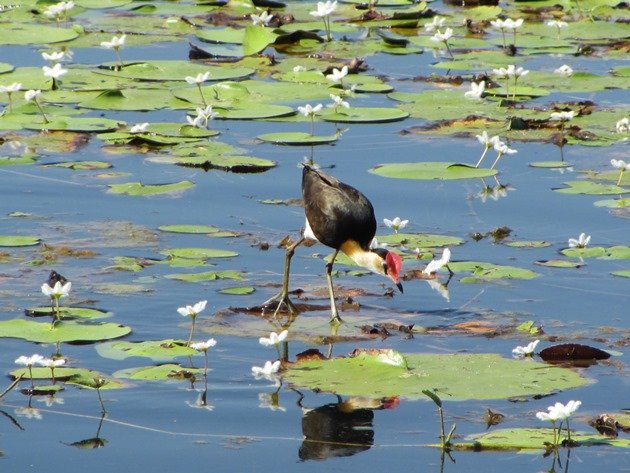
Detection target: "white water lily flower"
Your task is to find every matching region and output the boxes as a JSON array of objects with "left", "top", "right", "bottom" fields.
[
  {"left": 423, "top": 248, "right": 451, "bottom": 275},
  {"left": 492, "top": 67, "right": 508, "bottom": 78},
  {"left": 616, "top": 117, "right": 630, "bottom": 133},
  {"left": 259, "top": 330, "right": 288, "bottom": 347},
  {"left": 42, "top": 63, "right": 68, "bottom": 79},
  {"left": 464, "top": 81, "right": 485, "bottom": 99},
  {"left": 251, "top": 360, "right": 281, "bottom": 378},
  {"left": 101, "top": 34, "right": 126, "bottom": 50},
  {"left": 190, "top": 338, "right": 217, "bottom": 352},
  {"left": 42, "top": 51, "right": 65, "bottom": 62},
  {"left": 41, "top": 281, "right": 72, "bottom": 299},
  {"left": 513, "top": 66, "right": 529, "bottom": 78},
  {"left": 310, "top": 0, "right": 337, "bottom": 18},
  {"left": 130, "top": 122, "right": 149, "bottom": 133},
  {"left": 297, "top": 103, "right": 323, "bottom": 117},
  {"left": 546, "top": 20, "right": 568, "bottom": 29},
  {"left": 0, "top": 82, "right": 22, "bottom": 93},
  {"left": 177, "top": 300, "right": 208, "bottom": 318},
  {"left": 493, "top": 141, "right": 517, "bottom": 155},
  {"left": 512, "top": 340, "right": 539, "bottom": 357},
  {"left": 537, "top": 400, "right": 581, "bottom": 422},
  {"left": 424, "top": 16, "right": 445, "bottom": 33},
  {"left": 196, "top": 104, "right": 219, "bottom": 121},
  {"left": 554, "top": 64, "right": 573, "bottom": 76},
  {"left": 476, "top": 131, "right": 501, "bottom": 148},
  {"left": 38, "top": 358, "right": 66, "bottom": 368},
  {"left": 24, "top": 89, "right": 41, "bottom": 102},
  {"left": 293, "top": 65, "right": 306, "bottom": 72},
  {"left": 15, "top": 354, "right": 45, "bottom": 366},
  {"left": 185, "top": 71, "right": 210, "bottom": 84},
  {"left": 568, "top": 232, "right": 590, "bottom": 248},
  {"left": 550, "top": 111, "right": 576, "bottom": 121},
  {"left": 504, "top": 18, "right": 524, "bottom": 29},
  {"left": 383, "top": 217, "right": 408, "bottom": 232},
  {"left": 326, "top": 66, "right": 348, "bottom": 83},
  {"left": 611, "top": 159, "right": 630, "bottom": 171},
  {"left": 430, "top": 28, "right": 453, "bottom": 42},
  {"left": 328, "top": 94, "right": 349, "bottom": 109},
  {"left": 251, "top": 10, "right": 273, "bottom": 26},
  {"left": 187, "top": 114, "right": 205, "bottom": 128}
]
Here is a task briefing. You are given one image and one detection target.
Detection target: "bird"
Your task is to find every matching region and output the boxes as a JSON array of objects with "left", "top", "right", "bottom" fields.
[{"left": 265, "top": 165, "right": 403, "bottom": 323}]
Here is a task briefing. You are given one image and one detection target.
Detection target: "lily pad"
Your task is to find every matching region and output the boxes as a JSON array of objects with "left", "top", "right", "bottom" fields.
[
  {"left": 448, "top": 261, "right": 539, "bottom": 280},
  {"left": 257, "top": 132, "right": 339, "bottom": 145},
  {"left": 505, "top": 240, "right": 551, "bottom": 248},
  {"left": 0, "top": 235, "right": 40, "bottom": 247},
  {"left": 554, "top": 181, "right": 629, "bottom": 195},
  {"left": 165, "top": 270, "right": 243, "bottom": 282},
  {"left": 612, "top": 270, "right": 630, "bottom": 278},
  {"left": 94, "top": 61, "right": 254, "bottom": 82},
  {"left": 0, "top": 319, "right": 131, "bottom": 343},
  {"left": 371, "top": 162, "right": 498, "bottom": 180},
  {"left": 161, "top": 247, "right": 238, "bottom": 259},
  {"left": 321, "top": 107, "right": 409, "bottom": 124},
  {"left": 0, "top": 24, "right": 78, "bottom": 45},
  {"left": 25, "top": 307, "right": 112, "bottom": 320},
  {"left": 377, "top": 233, "right": 464, "bottom": 248},
  {"left": 534, "top": 259, "right": 584, "bottom": 268},
  {"left": 108, "top": 180, "right": 194, "bottom": 196},
  {"left": 96, "top": 339, "right": 196, "bottom": 360},
  {"left": 283, "top": 351, "right": 587, "bottom": 400},
  {"left": 158, "top": 225, "right": 221, "bottom": 234},
  {"left": 114, "top": 364, "right": 203, "bottom": 381},
  {"left": 10, "top": 367, "right": 123, "bottom": 390},
  {"left": 219, "top": 286, "right": 255, "bottom": 295},
  {"left": 44, "top": 161, "right": 113, "bottom": 170},
  {"left": 561, "top": 247, "right": 607, "bottom": 258},
  {"left": 529, "top": 161, "right": 573, "bottom": 169}
]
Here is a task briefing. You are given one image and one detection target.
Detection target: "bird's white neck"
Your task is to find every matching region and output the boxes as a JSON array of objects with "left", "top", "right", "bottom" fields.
[{"left": 340, "top": 240, "right": 385, "bottom": 276}]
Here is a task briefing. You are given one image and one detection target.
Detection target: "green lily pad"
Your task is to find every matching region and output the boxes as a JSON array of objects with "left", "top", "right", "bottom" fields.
[
  {"left": 158, "top": 225, "right": 221, "bottom": 234},
  {"left": 96, "top": 339, "right": 196, "bottom": 360},
  {"left": 11, "top": 367, "right": 123, "bottom": 390},
  {"left": 320, "top": 107, "right": 409, "bottom": 124},
  {"left": 105, "top": 256, "right": 147, "bottom": 272},
  {"left": 0, "top": 155, "right": 38, "bottom": 166},
  {"left": 534, "top": 259, "right": 584, "bottom": 268},
  {"left": 0, "top": 319, "right": 131, "bottom": 343},
  {"left": 0, "top": 235, "right": 40, "bottom": 247},
  {"left": 107, "top": 180, "right": 194, "bottom": 196},
  {"left": 561, "top": 247, "right": 607, "bottom": 258},
  {"left": 165, "top": 270, "right": 243, "bottom": 282},
  {"left": 554, "top": 181, "right": 629, "bottom": 195},
  {"left": 257, "top": 132, "right": 339, "bottom": 145},
  {"left": 0, "top": 24, "right": 78, "bottom": 45},
  {"left": 600, "top": 246, "right": 630, "bottom": 259},
  {"left": 463, "top": 428, "right": 630, "bottom": 451},
  {"left": 529, "top": 161, "right": 573, "bottom": 169},
  {"left": 196, "top": 27, "right": 245, "bottom": 45},
  {"left": 94, "top": 61, "right": 254, "bottom": 82},
  {"left": 114, "top": 364, "right": 203, "bottom": 381},
  {"left": 218, "top": 104, "right": 295, "bottom": 120},
  {"left": 371, "top": 162, "right": 498, "bottom": 180},
  {"left": 25, "top": 307, "right": 112, "bottom": 320},
  {"left": 594, "top": 198, "right": 630, "bottom": 208},
  {"left": 161, "top": 247, "right": 238, "bottom": 259},
  {"left": 283, "top": 351, "right": 587, "bottom": 400},
  {"left": 448, "top": 261, "right": 539, "bottom": 280},
  {"left": 219, "top": 286, "right": 255, "bottom": 295},
  {"left": 377, "top": 233, "right": 464, "bottom": 248},
  {"left": 243, "top": 25, "right": 279, "bottom": 55},
  {"left": 26, "top": 117, "right": 123, "bottom": 133},
  {"left": 612, "top": 270, "right": 630, "bottom": 278},
  {"left": 505, "top": 240, "right": 551, "bottom": 248},
  {"left": 44, "top": 161, "right": 113, "bottom": 170}
]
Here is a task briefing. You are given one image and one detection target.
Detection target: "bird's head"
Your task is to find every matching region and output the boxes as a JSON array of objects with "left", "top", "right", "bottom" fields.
[{"left": 371, "top": 248, "right": 404, "bottom": 293}]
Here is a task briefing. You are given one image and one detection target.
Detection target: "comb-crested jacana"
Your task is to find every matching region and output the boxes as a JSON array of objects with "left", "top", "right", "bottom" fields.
[{"left": 265, "top": 165, "right": 403, "bottom": 323}]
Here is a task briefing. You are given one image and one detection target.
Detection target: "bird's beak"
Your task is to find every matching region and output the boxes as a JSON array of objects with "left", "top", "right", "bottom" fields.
[{"left": 396, "top": 281, "right": 403, "bottom": 293}]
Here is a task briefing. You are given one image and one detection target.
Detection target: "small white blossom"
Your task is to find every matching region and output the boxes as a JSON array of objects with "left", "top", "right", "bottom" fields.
[
  {"left": 537, "top": 400, "right": 581, "bottom": 423},
  {"left": 129, "top": 122, "right": 149, "bottom": 133},
  {"left": 24, "top": 90, "right": 41, "bottom": 102},
  {"left": 0, "top": 82, "right": 22, "bottom": 93},
  {"left": 310, "top": 0, "right": 338, "bottom": 18},
  {"left": 476, "top": 131, "right": 501, "bottom": 148},
  {"left": 464, "top": 81, "right": 485, "bottom": 99},
  {"left": 430, "top": 28, "right": 453, "bottom": 43},
  {"left": 554, "top": 64, "right": 573, "bottom": 76},
  {"left": 512, "top": 340, "right": 539, "bottom": 357},
  {"left": 42, "top": 63, "right": 68, "bottom": 79},
  {"left": 423, "top": 248, "right": 451, "bottom": 275},
  {"left": 297, "top": 103, "right": 323, "bottom": 117},
  {"left": 293, "top": 65, "right": 306, "bottom": 72},
  {"left": 41, "top": 281, "right": 71, "bottom": 299},
  {"left": 196, "top": 104, "right": 219, "bottom": 121},
  {"left": 611, "top": 159, "right": 630, "bottom": 171},
  {"left": 42, "top": 51, "right": 65, "bottom": 62},
  {"left": 550, "top": 111, "right": 576, "bottom": 121},
  {"left": 616, "top": 117, "right": 630, "bottom": 133},
  {"left": 424, "top": 16, "right": 445, "bottom": 33},
  {"left": 15, "top": 354, "right": 45, "bottom": 366},
  {"left": 190, "top": 338, "right": 217, "bottom": 352},
  {"left": 326, "top": 66, "right": 348, "bottom": 83},
  {"left": 546, "top": 20, "right": 568, "bottom": 29},
  {"left": 494, "top": 141, "right": 517, "bottom": 155},
  {"left": 383, "top": 217, "right": 408, "bottom": 232},
  {"left": 328, "top": 94, "right": 349, "bottom": 109},
  {"left": 185, "top": 71, "right": 210, "bottom": 85},
  {"left": 101, "top": 35, "right": 126, "bottom": 50},
  {"left": 259, "top": 330, "right": 288, "bottom": 347},
  {"left": 568, "top": 232, "right": 590, "bottom": 248},
  {"left": 251, "top": 10, "right": 273, "bottom": 26},
  {"left": 38, "top": 358, "right": 66, "bottom": 368},
  {"left": 177, "top": 300, "right": 207, "bottom": 317}
]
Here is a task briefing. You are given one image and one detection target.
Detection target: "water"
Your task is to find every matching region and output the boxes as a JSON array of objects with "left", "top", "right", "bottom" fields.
[{"left": 1, "top": 2, "right": 629, "bottom": 471}]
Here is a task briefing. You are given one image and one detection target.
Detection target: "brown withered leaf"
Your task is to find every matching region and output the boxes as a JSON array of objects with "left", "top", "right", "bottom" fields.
[
  {"left": 539, "top": 343, "right": 611, "bottom": 362},
  {"left": 589, "top": 413, "right": 619, "bottom": 437},
  {"left": 295, "top": 348, "right": 327, "bottom": 362},
  {"left": 484, "top": 408, "right": 505, "bottom": 429}
]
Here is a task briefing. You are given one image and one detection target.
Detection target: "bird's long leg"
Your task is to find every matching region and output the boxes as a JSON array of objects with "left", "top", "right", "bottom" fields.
[
  {"left": 325, "top": 249, "right": 342, "bottom": 324},
  {"left": 263, "top": 237, "right": 305, "bottom": 317}
]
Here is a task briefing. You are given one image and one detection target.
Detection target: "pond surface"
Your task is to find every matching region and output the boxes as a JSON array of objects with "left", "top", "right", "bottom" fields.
[{"left": 0, "top": 0, "right": 628, "bottom": 471}]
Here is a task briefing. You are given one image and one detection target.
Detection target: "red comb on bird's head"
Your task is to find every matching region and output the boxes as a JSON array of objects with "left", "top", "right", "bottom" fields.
[{"left": 385, "top": 251, "right": 404, "bottom": 293}]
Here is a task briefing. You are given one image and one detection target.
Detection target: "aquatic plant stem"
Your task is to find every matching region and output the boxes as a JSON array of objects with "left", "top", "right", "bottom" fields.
[
  {"left": 475, "top": 145, "right": 491, "bottom": 168},
  {"left": 617, "top": 170, "right": 624, "bottom": 186},
  {"left": 490, "top": 151, "right": 504, "bottom": 170},
  {"left": 196, "top": 83, "right": 207, "bottom": 107},
  {"left": 187, "top": 315, "right": 197, "bottom": 347},
  {"left": 34, "top": 98, "right": 50, "bottom": 123}
]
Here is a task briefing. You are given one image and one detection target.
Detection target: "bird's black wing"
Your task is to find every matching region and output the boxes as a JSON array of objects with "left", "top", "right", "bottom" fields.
[{"left": 302, "top": 166, "right": 376, "bottom": 250}]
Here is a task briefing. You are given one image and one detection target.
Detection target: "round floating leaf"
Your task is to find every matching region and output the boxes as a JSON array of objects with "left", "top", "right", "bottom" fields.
[
  {"left": 448, "top": 261, "right": 539, "bottom": 280},
  {"left": 114, "top": 363, "right": 203, "bottom": 380},
  {"left": 534, "top": 259, "right": 584, "bottom": 268},
  {"left": 529, "top": 161, "right": 573, "bottom": 169},
  {"left": 377, "top": 233, "right": 464, "bottom": 248},
  {"left": 218, "top": 104, "right": 295, "bottom": 120},
  {"left": 320, "top": 107, "right": 409, "bottom": 124},
  {"left": 161, "top": 247, "right": 238, "bottom": 259},
  {"left": 243, "top": 25, "right": 279, "bottom": 55},
  {"left": 257, "top": 132, "right": 339, "bottom": 145},
  {"left": 554, "top": 181, "right": 629, "bottom": 195},
  {"left": 219, "top": 286, "right": 255, "bottom": 295},
  {"left": 107, "top": 180, "right": 194, "bottom": 196},
  {"left": 594, "top": 198, "right": 630, "bottom": 208},
  {"left": 25, "top": 306, "right": 111, "bottom": 320},
  {"left": 10, "top": 367, "right": 122, "bottom": 391},
  {"left": 612, "top": 270, "right": 630, "bottom": 278},
  {"left": 505, "top": 240, "right": 551, "bottom": 248},
  {"left": 283, "top": 352, "right": 587, "bottom": 400},
  {"left": 353, "top": 83, "right": 395, "bottom": 93},
  {"left": 561, "top": 247, "right": 607, "bottom": 258},
  {"left": 27, "top": 117, "right": 122, "bottom": 132},
  {"left": 158, "top": 225, "right": 221, "bottom": 234},
  {"left": 0, "top": 319, "right": 131, "bottom": 343},
  {"left": 96, "top": 339, "right": 195, "bottom": 360},
  {"left": 196, "top": 27, "right": 245, "bottom": 44},
  {"left": 94, "top": 61, "right": 254, "bottom": 82},
  {"left": 44, "top": 161, "right": 113, "bottom": 170},
  {"left": 600, "top": 246, "right": 630, "bottom": 259},
  {"left": 0, "top": 24, "right": 78, "bottom": 45},
  {"left": 464, "top": 428, "right": 630, "bottom": 451},
  {"left": 371, "top": 162, "right": 498, "bottom": 180},
  {"left": 0, "top": 235, "right": 40, "bottom": 247},
  {"left": 165, "top": 270, "right": 243, "bottom": 282}
]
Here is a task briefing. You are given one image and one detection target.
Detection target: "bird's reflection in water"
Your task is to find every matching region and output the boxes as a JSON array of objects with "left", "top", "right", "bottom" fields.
[{"left": 296, "top": 393, "right": 399, "bottom": 461}]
